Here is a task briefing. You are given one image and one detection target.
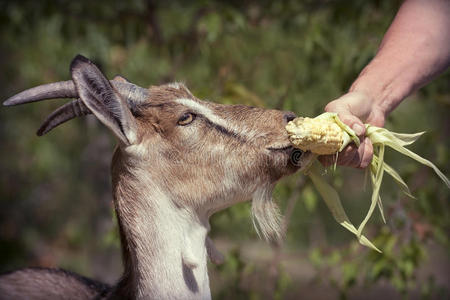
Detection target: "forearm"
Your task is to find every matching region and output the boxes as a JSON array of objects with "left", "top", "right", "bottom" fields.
[{"left": 349, "top": 0, "right": 450, "bottom": 116}]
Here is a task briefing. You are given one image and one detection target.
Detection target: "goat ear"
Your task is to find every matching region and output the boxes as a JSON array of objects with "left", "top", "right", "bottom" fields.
[{"left": 70, "top": 55, "right": 137, "bottom": 145}]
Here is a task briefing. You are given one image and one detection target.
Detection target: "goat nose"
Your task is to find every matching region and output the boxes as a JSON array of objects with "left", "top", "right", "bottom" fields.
[{"left": 283, "top": 111, "right": 297, "bottom": 124}]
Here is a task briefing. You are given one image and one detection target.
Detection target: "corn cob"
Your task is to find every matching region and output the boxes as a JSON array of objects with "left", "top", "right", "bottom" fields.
[
  {"left": 285, "top": 113, "right": 357, "bottom": 155},
  {"left": 286, "top": 112, "right": 450, "bottom": 252},
  {"left": 286, "top": 117, "right": 343, "bottom": 155}
]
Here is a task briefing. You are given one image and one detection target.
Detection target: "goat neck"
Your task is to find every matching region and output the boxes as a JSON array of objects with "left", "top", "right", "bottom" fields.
[{"left": 110, "top": 148, "right": 211, "bottom": 300}]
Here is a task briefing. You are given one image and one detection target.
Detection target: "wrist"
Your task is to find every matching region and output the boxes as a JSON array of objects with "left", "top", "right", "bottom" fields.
[{"left": 349, "top": 60, "right": 413, "bottom": 118}]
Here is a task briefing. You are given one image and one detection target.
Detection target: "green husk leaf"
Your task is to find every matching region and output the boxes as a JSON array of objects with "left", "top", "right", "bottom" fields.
[
  {"left": 290, "top": 114, "right": 448, "bottom": 253},
  {"left": 373, "top": 156, "right": 415, "bottom": 199},
  {"left": 368, "top": 161, "right": 386, "bottom": 223},
  {"left": 376, "top": 194, "right": 386, "bottom": 224},
  {"left": 390, "top": 131, "right": 425, "bottom": 146},
  {"left": 366, "top": 126, "right": 449, "bottom": 188},
  {"left": 331, "top": 114, "right": 359, "bottom": 145},
  {"left": 307, "top": 161, "right": 381, "bottom": 252},
  {"left": 366, "top": 126, "right": 424, "bottom": 147},
  {"left": 315, "top": 112, "right": 337, "bottom": 121},
  {"left": 358, "top": 145, "right": 385, "bottom": 237},
  {"left": 385, "top": 141, "right": 450, "bottom": 188},
  {"left": 363, "top": 167, "right": 386, "bottom": 223}
]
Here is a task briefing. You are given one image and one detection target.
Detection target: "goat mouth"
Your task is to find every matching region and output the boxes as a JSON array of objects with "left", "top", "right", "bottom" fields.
[
  {"left": 289, "top": 149, "right": 304, "bottom": 166},
  {"left": 267, "top": 144, "right": 310, "bottom": 168}
]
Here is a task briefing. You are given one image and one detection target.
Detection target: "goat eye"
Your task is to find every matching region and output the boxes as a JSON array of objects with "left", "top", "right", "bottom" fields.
[{"left": 177, "top": 112, "right": 195, "bottom": 126}]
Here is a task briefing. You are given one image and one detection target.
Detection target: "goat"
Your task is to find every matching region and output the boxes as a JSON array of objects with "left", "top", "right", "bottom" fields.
[{"left": 0, "top": 55, "right": 313, "bottom": 300}]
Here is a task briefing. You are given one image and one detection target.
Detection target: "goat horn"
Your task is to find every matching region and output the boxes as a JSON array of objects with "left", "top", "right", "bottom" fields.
[
  {"left": 3, "top": 81, "right": 77, "bottom": 106},
  {"left": 37, "top": 99, "right": 91, "bottom": 136},
  {"left": 113, "top": 81, "right": 150, "bottom": 107},
  {"left": 3, "top": 80, "right": 149, "bottom": 107},
  {"left": 4, "top": 79, "right": 149, "bottom": 135}
]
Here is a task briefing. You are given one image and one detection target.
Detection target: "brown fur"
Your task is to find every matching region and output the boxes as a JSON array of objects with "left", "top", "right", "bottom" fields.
[
  {"left": 105, "top": 83, "right": 299, "bottom": 298},
  {"left": 1, "top": 78, "right": 303, "bottom": 299}
]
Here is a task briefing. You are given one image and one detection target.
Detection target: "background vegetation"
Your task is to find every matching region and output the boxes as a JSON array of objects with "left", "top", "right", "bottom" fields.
[{"left": 0, "top": 0, "right": 448, "bottom": 298}]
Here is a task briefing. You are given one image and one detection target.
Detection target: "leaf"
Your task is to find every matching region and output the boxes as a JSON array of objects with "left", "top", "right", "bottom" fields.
[
  {"left": 390, "top": 131, "right": 425, "bottom": 146},
  {"left": 368, "top": 161, "right": 385, "bottom": 222},
  {"left": 358, "top": 144, "right": 384, "bottom": 237},
  {"left": 332, "top": 113, "right": 360, "bottom": 147},
  {"left": 366, "top": 126, "right": 449, "bottom": 188},
  {"left": 377, "top": 194, "right": 386, "bottom": 224},
  {"left": 384, "top": 139, "right": 450, "bottom": 188},
  {"left": 373, "top": 156, "right": 415, "bottom": 199},
  {"left": 294, "top": 114, "right": 448, "bottom": 253},
  {"left": 366, "top": 126, "right": 424, "bottom": 147},
  {"left": 306, "top": 161, "right": 381, "bottom": 252}
]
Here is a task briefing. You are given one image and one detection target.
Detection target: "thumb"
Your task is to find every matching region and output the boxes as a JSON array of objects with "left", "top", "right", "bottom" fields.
[
  {"left": 325, "top": 104, "right": 365, "bottom": 139},
  {"left": 337, "top": 113, "right": 365, "bottom": 138}
]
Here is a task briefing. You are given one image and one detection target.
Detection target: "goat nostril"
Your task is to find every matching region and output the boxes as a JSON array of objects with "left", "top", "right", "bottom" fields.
[{"left": 283, "top": 112, "right": 296, "bottom": 123}]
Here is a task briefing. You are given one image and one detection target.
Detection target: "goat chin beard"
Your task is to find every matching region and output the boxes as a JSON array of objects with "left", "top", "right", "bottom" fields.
[{"left": 251, "top": 186, "right": 283, "bottom": 244}]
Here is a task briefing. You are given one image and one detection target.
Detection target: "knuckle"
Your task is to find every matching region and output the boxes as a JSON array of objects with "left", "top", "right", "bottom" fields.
[{"left": 324, "top": 101, "right": 338, "bottom": 112}]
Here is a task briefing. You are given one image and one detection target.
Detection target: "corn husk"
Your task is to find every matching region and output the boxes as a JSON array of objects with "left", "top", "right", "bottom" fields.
[{"left": 290, "top": 112, "right": 450, "bottom": 252}]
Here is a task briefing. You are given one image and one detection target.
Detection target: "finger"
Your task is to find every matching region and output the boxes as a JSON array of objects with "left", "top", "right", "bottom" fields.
[
  {"left": 319, "top": 140, "right": 372, "bottom": 168},
  {"left": 325, "top": 98, "right": 366, "bottom": 140},
  {"left": 320, "top": 139, "right": 372, "bottom": 169},
  {"left": 337, "top": 113, "right": 366, "bottom": 140},
  {"left": 346, "top": 138, "right": 374, "bottom": 168},
  {"left": 349, "top": 141, "right": 365, "bottom": 168},
  {"left": 365, "top": 108, "right": 386, "bottom": 128},
  {"left": 358, "top": 137, "right": 373, "bottom": 169},
  {"left": 338, "top": 144, "right": 360, "bottom": 167},
  {"left": 319, "top": 143, "right": 358, "bottom": 167}
]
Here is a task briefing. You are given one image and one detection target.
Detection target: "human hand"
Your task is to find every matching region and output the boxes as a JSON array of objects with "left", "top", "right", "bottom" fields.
[{"left": 318, "top": 91, "right": 386, "bottom": 168}]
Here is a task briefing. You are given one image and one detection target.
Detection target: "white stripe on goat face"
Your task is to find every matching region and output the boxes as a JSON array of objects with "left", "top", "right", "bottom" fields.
[
  {"left": 174, "top": 98, "right": 262, "bottom": 141},
  {"left": 175, "top": 98, "right": 229, "bottom": 128}
]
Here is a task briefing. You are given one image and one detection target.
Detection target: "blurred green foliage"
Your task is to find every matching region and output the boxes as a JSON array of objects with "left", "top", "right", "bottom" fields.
[{"left": 0, "top": 0, "right": 448, "bottom": 298}]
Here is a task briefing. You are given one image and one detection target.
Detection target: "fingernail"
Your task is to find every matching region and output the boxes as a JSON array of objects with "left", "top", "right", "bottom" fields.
[{"left": 352, "top": 123, "right": 364, "bottom": 136}]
